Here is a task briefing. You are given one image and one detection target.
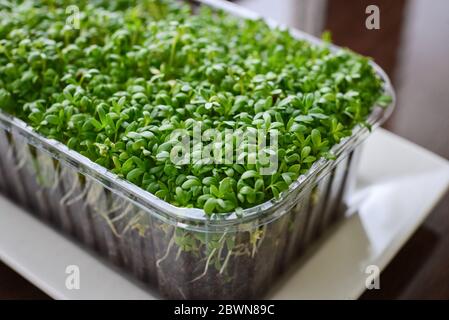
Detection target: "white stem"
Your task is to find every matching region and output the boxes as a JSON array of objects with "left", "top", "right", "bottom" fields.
[
  {"left": 59, "top": 174, "right": 80, "bottom": 206},
  {"left": 189, "top": 248, "right": 217, "bottom": 283},
  {"left": 156, "top": 233, "right": 176, "bottom": 268},
  {"left": 219, "top": 249, "right": 233, "bottom": 275}
]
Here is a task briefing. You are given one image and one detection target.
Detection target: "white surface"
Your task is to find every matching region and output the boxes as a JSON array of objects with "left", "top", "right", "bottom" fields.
[
  {"left": 0, "top": 203, "right": 153, "bottom": 300},
  {"left": 1, "top": 128, "right": 449, "bottom": 300}
]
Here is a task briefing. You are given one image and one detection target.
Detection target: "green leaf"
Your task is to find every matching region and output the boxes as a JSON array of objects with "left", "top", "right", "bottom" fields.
[
  {"left": 241, "top": 170, "right": 258, "bottom": 180},
  {"left": 45, "top": 115, "right": 59, "bottom": 125},
  {"left": 126, "top": 168, "right": 144, "bottom": 182},
  {"left": 182, "top": 179, "right": 201, "bottom": 189},
  {"left": 156, "top": 151, "right": 170, "bottom": 161},
  {"left": 311, "top": 129, "right": 321, "bottom": 147},
  {"left": 239, "top": 186, "right": 254, "bottom": 195},
  {"left": 90, "top": 118, "right": 103, "bottom": 131},
  {"left": 301, "top": 146, "right": 311, "bottom": 159},
  {"left": 204, "top": 198, "right": 216, "bottom": 215},
  {"left": 303, "top": 156, "right": 316, "bottom": 163}
]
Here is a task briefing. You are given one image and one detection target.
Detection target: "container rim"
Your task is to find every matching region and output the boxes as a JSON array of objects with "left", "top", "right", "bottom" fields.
[{"left": 0, "top": 0, "right": 396, "bottom": 232}]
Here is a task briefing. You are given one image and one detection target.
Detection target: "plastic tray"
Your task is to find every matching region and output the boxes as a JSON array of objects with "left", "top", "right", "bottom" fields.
[{"left": 0, "top": 0, "right": 395, "bottom": 299}]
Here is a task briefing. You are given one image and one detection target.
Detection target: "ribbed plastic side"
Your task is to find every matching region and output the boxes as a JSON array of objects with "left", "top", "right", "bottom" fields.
[{"left": 0, "top": 126, "right": 359, "bottom": 299}]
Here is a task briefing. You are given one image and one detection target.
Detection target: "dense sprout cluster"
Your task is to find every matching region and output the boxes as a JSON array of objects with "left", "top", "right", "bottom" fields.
[{"left": 0, "top": 0, "right": 388, "bottom": 215}]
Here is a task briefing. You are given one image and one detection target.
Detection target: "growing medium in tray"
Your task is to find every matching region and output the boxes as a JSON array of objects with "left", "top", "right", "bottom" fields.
[{"left": 0, "top": 0, "right": 389, "bottom": 216}]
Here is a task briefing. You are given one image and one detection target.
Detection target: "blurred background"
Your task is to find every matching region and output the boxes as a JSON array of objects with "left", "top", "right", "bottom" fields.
[
  {"left": 232, "top": 0, "right": 449, "bottom": 299},
  {"left": 1, "top": 0, "right": 448, "bottom": 299}
]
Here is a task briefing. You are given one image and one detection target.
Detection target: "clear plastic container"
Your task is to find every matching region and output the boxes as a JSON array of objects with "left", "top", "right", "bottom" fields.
[{"left": 0, "top": 0, "right": 395, "bottom": 299}]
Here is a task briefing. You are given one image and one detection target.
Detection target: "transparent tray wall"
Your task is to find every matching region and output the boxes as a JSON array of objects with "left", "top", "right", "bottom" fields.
[
  {"left": 0, "top": 122, "right": 363, "bottom": 299},
  {"left": 0, "top": 0, "right": 394, "bottom": 300}
]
